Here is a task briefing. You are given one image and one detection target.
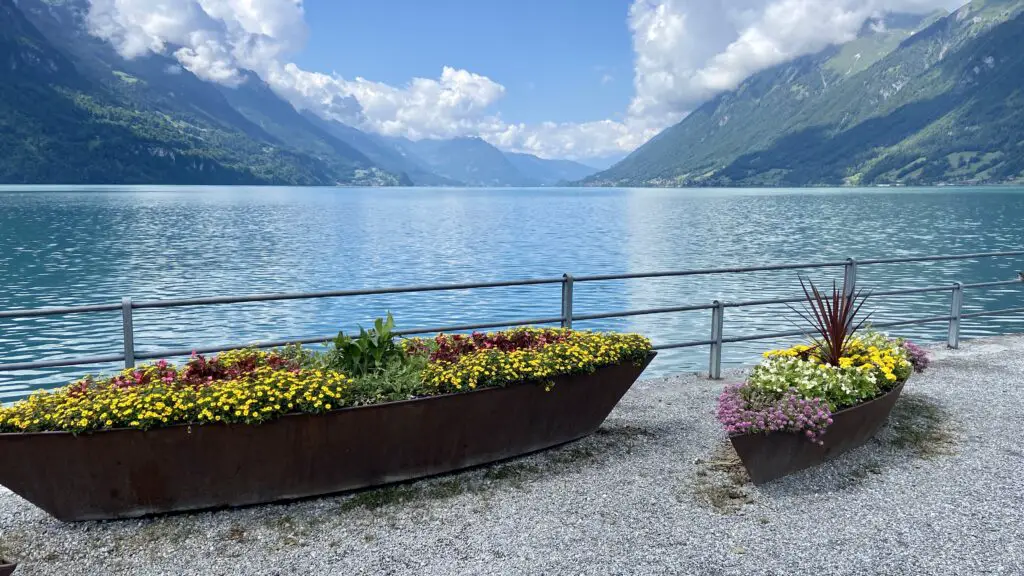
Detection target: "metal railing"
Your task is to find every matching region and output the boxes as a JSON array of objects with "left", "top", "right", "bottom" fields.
[{"left": 1, "top": 250, "right": 1023, "bottom": 379}]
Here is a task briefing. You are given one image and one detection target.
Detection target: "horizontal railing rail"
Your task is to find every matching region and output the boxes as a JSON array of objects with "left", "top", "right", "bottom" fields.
[{"left": 1, "top": 250, "right": 1022, "bottom": 380}]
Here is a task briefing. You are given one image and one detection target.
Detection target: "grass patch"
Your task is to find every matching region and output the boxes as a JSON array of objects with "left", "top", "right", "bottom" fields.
[
  {"left": 883, "top": 393, "right": 958, "bottom": 458},
  {"left": 688, "top": 443, "right": 753, "bottom": 514}
]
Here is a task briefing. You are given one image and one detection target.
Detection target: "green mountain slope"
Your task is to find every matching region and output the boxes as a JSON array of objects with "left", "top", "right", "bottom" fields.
[
  {"left": 1, "top": 0, "right": 403, "bottom": 185},
  {"left": 586, "top": 1, "right": 1024, "bottom": 187},
  {"left": 504, "top": 153, "right": 597, "bottom": 185}
]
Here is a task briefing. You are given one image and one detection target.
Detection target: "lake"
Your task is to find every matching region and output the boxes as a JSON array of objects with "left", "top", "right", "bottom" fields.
[{"left": 1, "top": 185, "right": 1023, "bottom": 400}]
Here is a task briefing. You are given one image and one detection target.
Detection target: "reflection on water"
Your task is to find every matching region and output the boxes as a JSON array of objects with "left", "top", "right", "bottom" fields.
[{"left": 1, "top": 185, "right": 1022, "bottom": 401}]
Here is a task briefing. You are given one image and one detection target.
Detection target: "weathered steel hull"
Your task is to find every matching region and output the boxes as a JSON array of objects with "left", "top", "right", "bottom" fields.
[
  {"left": 729, "top": 380, "right": 907, "bottom": 485},
  {"left": 0, "top": 354, "right": 653, "bottom": 521}
]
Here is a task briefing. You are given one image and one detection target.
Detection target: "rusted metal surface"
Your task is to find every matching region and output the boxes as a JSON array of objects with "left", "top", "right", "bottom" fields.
[
  {"left": 729, "top": 379, "right": 907, "bottom": 485},
  {"left": 0, "top": 354, "right": 653, "bottom": 522},
  {"left": 0, "top": 560, "right": 15, "bottom": 576}
]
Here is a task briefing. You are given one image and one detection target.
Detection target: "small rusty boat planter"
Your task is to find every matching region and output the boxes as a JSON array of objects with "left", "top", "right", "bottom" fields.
[
  {"left": 729, "top": 379, "right": 907, "bottom": 485},
  {"left": 0, "top": 354, "right": 653, "bottom": 522},
  {"left": 0, "top": 559, "right": 15, "bottom": 576}
]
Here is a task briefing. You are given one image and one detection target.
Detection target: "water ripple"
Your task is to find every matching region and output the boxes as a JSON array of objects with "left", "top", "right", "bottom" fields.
[{"left": 1, "top": 185, "right": 1022, "bottom": 400}]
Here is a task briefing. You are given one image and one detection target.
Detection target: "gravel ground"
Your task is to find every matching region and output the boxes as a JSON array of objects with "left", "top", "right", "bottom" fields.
[{"left": 2, "top": 336, "right": 1023, "bottom": 575}]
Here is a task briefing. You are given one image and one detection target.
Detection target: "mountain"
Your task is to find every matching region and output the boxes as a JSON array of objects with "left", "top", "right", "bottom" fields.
[
  {"left": 300, "top": 112, "right": 463, "bottom": 186},
  {"left": 1, "top": 0, "right": 404, "bottom": 185},
  {"left": 585, "top": 1, "right": 1024, "bottom": 187},
  {"left": 384, "top": 136, "right": 540, "bottom": 186},
  {"left": 216, "top": 72, "right": 410, "bottom": 185},
  {"left": 504, "top": 153, "right": 597, "bottom": 185}
]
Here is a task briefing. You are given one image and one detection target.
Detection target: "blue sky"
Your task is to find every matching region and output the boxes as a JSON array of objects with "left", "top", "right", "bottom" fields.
[{"left": 295, "top": 0, "right": 636, "bottom": 125}]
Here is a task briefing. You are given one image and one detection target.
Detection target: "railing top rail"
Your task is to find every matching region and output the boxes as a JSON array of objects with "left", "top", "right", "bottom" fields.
[
  {"left": 572, "top": 260, "right": 849, "bottom": 283},
  {"left": 857, "top": 250, "right": 1024, "bottom": 265}
]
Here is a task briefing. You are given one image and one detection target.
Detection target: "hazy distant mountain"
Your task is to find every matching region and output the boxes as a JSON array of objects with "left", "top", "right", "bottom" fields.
[
  {"left": 301, "top": 112, "right": 466, "bottom": 186},
  {"left": 504, "top": 152, "right": 597, "bottom": 185},
  {"left": 585, "top": 1, "right": 1024, "bottom": 187},
  {"left": 383, "top": 136, "right": 540, "bottom": 186}
]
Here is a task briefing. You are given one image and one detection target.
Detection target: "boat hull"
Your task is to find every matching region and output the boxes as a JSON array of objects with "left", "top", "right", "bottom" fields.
[
  {"left": 0, "top": 354, "right": 654, "bottom": 521},
  {"left": 730, "top": 380, "right": 907, "bottom": 485}
]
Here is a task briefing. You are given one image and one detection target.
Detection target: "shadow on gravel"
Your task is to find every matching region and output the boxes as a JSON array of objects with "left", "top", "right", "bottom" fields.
[
  {"left": 0, "top": 421, "right": 668, "bottom": 567},
  {"left": 334, "top": 420, "right": 663, "bottom": 513},
  {"left": 685, "top": 393, "right": 959, "bottom": 513}
]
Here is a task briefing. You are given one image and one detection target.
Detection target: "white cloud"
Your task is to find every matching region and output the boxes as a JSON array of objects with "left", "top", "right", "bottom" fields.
[
  {"left": 264, "top": 63, "right": 507, "bottom": 140},
  {"left": 86, "top": 0, "right": 305, "bottom": 85},
  {"left": 85, "top": 0, "right": 964, "bottom": 160},
  {"left": 600, "top": 73, "right": 615, "bottom": 85},
  {"left": 626, "top": 0, "right": 961, "bottom": 132}
]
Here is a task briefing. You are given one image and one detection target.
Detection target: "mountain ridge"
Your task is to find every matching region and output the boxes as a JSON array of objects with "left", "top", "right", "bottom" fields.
[{"left": 584, "top": 1, "right": 1024, "bottom": 187}]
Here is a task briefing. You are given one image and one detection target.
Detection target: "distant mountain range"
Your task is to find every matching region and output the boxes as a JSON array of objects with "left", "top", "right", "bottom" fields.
[
  {"left": 584, "top": 0, "right": 1024, "bottom": 187},
  {"left": 0, "top": 0, "right": 597, "bottom": 186},
  {"left": 8, "top": 0, "right": 1020, "bottom": 189}
]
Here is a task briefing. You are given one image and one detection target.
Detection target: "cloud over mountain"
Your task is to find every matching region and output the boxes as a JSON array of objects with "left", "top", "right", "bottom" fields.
[{"left": 83, "top": 0, "right": 964, "bottom": 160}]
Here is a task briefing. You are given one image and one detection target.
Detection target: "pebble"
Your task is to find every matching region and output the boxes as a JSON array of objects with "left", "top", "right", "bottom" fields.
[{"left": 1, "top": 336, "right": 1022, "bottom": 575}]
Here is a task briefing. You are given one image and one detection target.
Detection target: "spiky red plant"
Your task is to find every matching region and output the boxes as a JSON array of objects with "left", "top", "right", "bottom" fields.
[{"left": 789, "top": 277, "right": 871, "bottom": 366}]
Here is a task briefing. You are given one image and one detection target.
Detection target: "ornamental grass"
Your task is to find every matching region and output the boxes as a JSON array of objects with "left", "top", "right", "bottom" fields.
[{"left": 0, "top": 326, "right": 652, "bottom": 434}]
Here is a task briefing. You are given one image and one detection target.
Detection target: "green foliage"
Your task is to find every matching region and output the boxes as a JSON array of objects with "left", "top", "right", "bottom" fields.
[
  {"left": 322, "top": 313, "right": 406, "bottom": 378},
  {"left": 0, "top": 0, "right": 406, "bottom": 185},
  {"left": 347, "top": 353, "right": 431, "bottom": 406},
  {"left": 585, "top": 2, "right": 1024, "bottom": 188}
]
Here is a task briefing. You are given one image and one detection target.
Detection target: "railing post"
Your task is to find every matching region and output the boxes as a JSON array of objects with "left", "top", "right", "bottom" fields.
[
  {"left": 122, "top": 297, "right": 135, "bottom": 369},
  {"left": 709, "top": 300, "right": 724, "bottom": 379},
  {"left": 843, "top": 257, "right": 858, "bottom": 299},
  {"left": 561, "top": 273, "right": 574, "bottom": 329},
  {"left": 948, "top": 282, "right": 963, "bottom": 349}
]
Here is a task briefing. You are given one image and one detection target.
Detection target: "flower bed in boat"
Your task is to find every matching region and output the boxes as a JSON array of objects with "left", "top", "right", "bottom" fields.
[{"left": 0, "top": 326, "right": 652, "bottom": 434}]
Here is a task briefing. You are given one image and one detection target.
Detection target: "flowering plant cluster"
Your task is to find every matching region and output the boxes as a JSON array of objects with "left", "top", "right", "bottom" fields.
[
  {"left": 0, "top": 349, "right": 351, "bottom": 434},
  {"left": 902, "top": 340, "right": 930, "bottom": 373},
  {"left": 719, "top": 331, "right": 929, "bottom": 444},
  {"left": 755, "top": 331, "right": 913, "bottom": 409},
  {"left": 717, "top": 384, "right": 833, "bottom": 443},
  {"left": 416, "top": 329, "right": 571, "bottom": 364},
  {"left": 0, "top": 325, "right": 652, "bottom": 434},
  {"left": 410, "top": 328, "right": 652, "bottom": 393}
]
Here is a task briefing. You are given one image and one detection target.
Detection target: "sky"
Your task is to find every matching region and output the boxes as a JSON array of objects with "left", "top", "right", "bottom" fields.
[{"left": 84, "top": 0, "right": 969, "bottom": 162}]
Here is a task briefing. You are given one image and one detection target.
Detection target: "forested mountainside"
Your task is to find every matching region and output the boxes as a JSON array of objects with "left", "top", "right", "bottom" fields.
[
  {"left": 1, "top": 0, "right": 593, "bottom": 186},
  {"left": 585, "top": 0, "right": 1024, "bottom": 187}
]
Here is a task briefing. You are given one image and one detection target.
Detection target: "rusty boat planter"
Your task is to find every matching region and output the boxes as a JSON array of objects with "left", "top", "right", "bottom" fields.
[
  {"left": 0, "top": 353, "right": 653, "bottom": 522},
  {"left": 729, "top": 379, "right": 907, "bottom": 485}
]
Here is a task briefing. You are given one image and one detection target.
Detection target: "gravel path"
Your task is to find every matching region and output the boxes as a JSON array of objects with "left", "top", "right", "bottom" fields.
[{"left": 2, "top": 336, "right": 1023, "bottom": 575}]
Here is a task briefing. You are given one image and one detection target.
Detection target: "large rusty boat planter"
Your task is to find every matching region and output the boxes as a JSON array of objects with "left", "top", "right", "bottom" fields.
[
  {"left": 729, "top": 379, "right": 907, "bottom": 485},
  {"left": 0, "top": 354, "right": 653, "bottom": 522}
]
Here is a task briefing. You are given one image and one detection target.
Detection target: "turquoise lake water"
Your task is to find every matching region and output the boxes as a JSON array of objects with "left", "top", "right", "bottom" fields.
[{"left": 1, "top": 185, "right": 1023, "bottom": 400}]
